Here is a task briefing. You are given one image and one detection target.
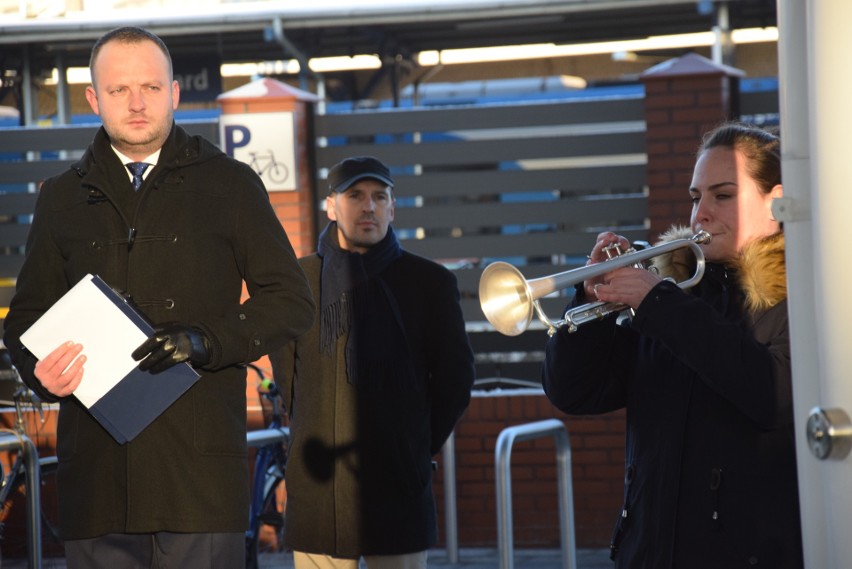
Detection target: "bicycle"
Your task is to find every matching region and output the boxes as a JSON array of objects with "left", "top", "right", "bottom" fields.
[
  {"left": 244, "top": 363, "right": 289, "bottom": 569},
  {"left": 247, "top": 150, "right": 290, "bottom": 186},
  {"left": 0, "top": 348, "right": 62, "bottom": 566}
]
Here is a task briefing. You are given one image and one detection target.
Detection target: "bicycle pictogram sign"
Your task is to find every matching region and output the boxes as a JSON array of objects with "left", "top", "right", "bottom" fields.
[{"left": 248, "top": 150, "right": 290, "bottom": 185}]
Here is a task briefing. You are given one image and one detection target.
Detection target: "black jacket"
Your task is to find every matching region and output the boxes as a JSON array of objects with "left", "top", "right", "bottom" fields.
[
  {"left": 3, "top": 124, "right": 315, "bottom": 539},
  {"left": 271, "top": 249, "right": 475, "bottom": 557},
  {"left": 542, "top": 231, "right": 803, "bottom": 568}
]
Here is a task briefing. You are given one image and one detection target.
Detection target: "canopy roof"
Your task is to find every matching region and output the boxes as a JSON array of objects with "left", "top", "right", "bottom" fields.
[{"left": 0, "top": 0, "right": 777, "bottom": 72}]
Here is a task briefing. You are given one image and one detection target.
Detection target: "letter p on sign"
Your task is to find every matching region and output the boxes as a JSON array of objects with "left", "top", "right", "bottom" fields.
[{"left": 223, "top": 125, "right": 251, "bottom": 157}]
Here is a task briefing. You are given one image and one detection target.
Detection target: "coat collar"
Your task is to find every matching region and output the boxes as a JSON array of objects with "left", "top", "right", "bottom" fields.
[
  {"left": 650, "top": 225, "right": 786, "bottom": 312},
  {"left": 71, "top": 122, "right": 220, "bottom": 179}
]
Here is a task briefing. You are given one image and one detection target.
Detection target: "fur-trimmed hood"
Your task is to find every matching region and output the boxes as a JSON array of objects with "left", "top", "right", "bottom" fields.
[{"left": 649, "top": 226, "right": 787, "bottom": 312}]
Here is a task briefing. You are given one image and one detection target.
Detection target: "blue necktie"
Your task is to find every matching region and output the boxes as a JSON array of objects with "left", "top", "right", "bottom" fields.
[{"left": 127, "top": 162, "right": 149, "bottom": 191}]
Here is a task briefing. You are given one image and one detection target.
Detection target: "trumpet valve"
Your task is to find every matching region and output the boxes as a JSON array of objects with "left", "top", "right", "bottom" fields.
[{"left": 602, "top": 242, "right": 628, "bottom": 260}]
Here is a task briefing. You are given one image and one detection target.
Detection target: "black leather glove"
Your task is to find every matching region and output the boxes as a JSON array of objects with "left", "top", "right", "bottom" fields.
[{"left": 132, "top": 323, "right": 211, "bottom": 374}]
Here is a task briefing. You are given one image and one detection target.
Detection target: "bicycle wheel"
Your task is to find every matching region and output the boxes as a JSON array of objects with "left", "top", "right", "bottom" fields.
[
  {"left": 247, "top": 464, "right": 286, "bottom": 567},
  {"left": 266, "top": 162, "right": 289, "bottom": 185}
]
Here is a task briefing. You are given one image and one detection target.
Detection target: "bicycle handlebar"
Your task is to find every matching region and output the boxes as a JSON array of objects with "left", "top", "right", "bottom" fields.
[{"left": 245, "top": 363, "right": 284, "bottom": 425}]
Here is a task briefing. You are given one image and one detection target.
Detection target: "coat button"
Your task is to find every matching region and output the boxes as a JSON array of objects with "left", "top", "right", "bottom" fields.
[
  {"left": 239, "top": 314, "right": 247, "bottom": 320},
  {"left": 253, "top": 339, "right": 261, "bottom": 347}
]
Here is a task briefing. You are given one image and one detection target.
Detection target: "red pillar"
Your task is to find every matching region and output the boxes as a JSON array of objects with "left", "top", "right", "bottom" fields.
[
  {"left": 217, "top": 78, "right": 320, "bottom": 258},
  {"left": 640, "top": 53, "right": 745, "bottom": 240}
]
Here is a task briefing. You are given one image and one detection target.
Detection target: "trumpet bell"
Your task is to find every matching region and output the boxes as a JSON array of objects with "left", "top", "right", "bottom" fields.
[{"left": 479, "top": 262, "right": 536, "bottom": 336}]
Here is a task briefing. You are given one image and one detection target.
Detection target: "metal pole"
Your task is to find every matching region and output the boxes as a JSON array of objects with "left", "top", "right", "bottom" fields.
[
  {"left": 442, "top": 432, "right": 459, "bottom": 563},
  {"left": 554, "top": 426, "right": 575, "bottom": 569},
  {"left": 21, "top": 45, "right": 34, "bottom": 126},
  {"left": 54, "top": 51, "right": 71, "bottom": 127},
  {"left": 495, "top": 425, "right": 515, "bottom": 569},
  {"left": 22, "top": 435, "right": 41, "bottom": 569}
]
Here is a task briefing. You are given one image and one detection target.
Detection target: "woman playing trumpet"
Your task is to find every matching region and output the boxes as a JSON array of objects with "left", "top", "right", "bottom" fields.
[{"left": 542, "top": 122, "right": 803, "bottom": 568}]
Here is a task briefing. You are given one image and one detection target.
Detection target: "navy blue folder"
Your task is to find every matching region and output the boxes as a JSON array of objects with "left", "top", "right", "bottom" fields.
[{"left": 85, "top": 276, "right": 200, "bottom": 444}]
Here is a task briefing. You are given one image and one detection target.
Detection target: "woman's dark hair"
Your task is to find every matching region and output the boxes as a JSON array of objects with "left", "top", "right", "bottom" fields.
[
  {"left": 699, "top": 122, "right": 781, "bottom": 194},
  {"left": 89, "top": 27, "right": 173, "bottom": 87}
]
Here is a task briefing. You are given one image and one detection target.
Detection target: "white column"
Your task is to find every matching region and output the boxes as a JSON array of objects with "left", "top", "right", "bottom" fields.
[{"left": 778, "top": 0, "right": 852, "bottom": 566}]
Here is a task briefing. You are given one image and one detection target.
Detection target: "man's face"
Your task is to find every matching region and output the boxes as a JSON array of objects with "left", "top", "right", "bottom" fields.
[
  {"left": 326, "top": 178, "right": 395, "bottom": 254},
  {"left": 85, "top": 39, "right": 179, "bottom": 161}
]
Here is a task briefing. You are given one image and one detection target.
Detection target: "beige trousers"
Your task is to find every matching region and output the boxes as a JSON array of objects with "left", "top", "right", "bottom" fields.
[{"left": 293, "top": 550, "right": 428, "bottom": 569}]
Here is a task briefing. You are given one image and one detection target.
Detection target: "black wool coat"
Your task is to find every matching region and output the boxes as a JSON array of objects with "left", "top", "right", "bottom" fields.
[
  {"left": 3, "top": 124, "right": 315, "bottom": 539},
  {"left": 271, "top": 249, "right": 475, "bottom": 558},
  {"left": 542, "top": 231, "right": 803, "bottom": 569}
]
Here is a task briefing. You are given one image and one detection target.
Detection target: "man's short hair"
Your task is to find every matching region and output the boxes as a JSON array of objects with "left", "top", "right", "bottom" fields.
[{"left": 89, "top": 26, "right": 173, "bottom": 87}]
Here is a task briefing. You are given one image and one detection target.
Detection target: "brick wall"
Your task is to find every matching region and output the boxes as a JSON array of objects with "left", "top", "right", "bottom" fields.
[
  {"left": 432, "top": 391, "right": 626, "bottom": 548},
  {"left": 270, "top": 191, "right": 315, "bottom": 259}
]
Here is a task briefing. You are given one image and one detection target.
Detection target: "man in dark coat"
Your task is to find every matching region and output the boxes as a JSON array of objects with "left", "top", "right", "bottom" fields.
[
  {"left": 270, "top": 156, "right": 475, "bottom": 568},
  {"left": 2, "top": 27, "right": 314, "bottom": 568}
]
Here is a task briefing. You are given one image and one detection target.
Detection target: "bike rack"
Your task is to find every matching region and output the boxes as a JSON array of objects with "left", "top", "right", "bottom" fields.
[
  {"left": 0, "top": 432, "right": 41, "bottom": 569},
  {"left": 495, "top": 419, "right": 576, "bottom": 569}
]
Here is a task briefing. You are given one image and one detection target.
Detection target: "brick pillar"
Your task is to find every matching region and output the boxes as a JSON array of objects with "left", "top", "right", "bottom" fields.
[
  {"left": 217, "top": 78, "right": 320, "bottom": 258},
  {"left": 640, "top": 53, "right": 745, "bottom": 240}
]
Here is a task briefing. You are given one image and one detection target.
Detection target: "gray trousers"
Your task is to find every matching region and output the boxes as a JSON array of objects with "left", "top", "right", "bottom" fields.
[{"left": 64, "top": 532, "right": 244, "bottom": 569}]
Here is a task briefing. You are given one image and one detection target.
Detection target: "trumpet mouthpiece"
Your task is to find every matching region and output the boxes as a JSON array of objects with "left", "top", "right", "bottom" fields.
[{"left": 693, "top": 230, "right": 712, "bottom": 244}]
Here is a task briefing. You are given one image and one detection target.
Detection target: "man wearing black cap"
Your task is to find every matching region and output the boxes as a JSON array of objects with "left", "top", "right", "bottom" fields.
[{"left": 271, "top": 156, "right": 475, "bottom": 568}]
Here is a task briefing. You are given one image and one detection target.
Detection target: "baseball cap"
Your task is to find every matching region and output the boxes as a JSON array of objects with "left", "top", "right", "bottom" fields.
[{"left": 327, "top": 156, "right": 394, "bottom": 194}]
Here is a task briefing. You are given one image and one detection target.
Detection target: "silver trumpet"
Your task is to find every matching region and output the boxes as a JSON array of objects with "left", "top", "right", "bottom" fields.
[{"left": 478, "top": 230, "right": 712, "bottom": 336}]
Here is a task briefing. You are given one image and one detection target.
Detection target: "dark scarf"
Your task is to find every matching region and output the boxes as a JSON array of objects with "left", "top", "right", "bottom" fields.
[{"left": 317, "top": 222, "right": 413, "bottom": 389}]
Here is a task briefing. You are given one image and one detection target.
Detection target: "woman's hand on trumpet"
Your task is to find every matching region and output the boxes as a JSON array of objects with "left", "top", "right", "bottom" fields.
[
  {"left": 592, "top": 267, "right": 662, "bottom": 310},
  {"left": 583, "top": 231, "right": 662, "bottom": 310},
  {"left": 582, "top": 231, "right": 630, "bottom": 299}
]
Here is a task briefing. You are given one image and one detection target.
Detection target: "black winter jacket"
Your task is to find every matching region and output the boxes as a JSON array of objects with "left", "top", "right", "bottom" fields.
[
  {"left": 542, "top": 230, "right": 803, "bottom": 569},
  {"left": 271, "top": 249, "right": 475, "bottom": 557},
  {"left": 3, "top": 124, "right": 315, "bottom": 539}
]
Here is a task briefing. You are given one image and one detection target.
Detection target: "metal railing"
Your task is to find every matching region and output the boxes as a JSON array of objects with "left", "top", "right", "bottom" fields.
[
  {"left": 246, "top": 427, "right": 290, "bottom": 449},
  {"left": 0, "top": 432, "right": 41, "bottom": 568},
  {"left": 495, "top": 419, "right": 576, "bottom": 569}
]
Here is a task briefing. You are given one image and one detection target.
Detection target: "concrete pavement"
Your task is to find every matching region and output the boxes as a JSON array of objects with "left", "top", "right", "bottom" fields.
[
  {"left": 257, "top": 547, "right": 613, "bottom": 569},
  {"left": 5, "top": 547, "right": 613, "bottom": 568}
]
